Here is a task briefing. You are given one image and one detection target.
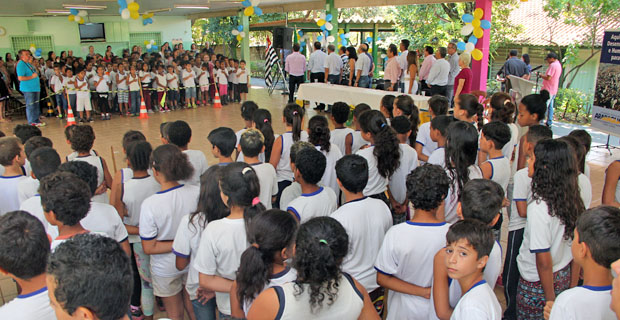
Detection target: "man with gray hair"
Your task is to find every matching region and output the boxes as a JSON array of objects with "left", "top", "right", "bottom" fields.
[
  {"left": 446, "top": 42, "right": 461, "bottom": 103},
  {"left": 426, "top": 47, "right": 450, "bottom": 97},
  {"left": 323, "top": 44, "right": 343, "bottom": 112},
  {"left": 355, "top": 44, "right": 372, "bottom": 88}
]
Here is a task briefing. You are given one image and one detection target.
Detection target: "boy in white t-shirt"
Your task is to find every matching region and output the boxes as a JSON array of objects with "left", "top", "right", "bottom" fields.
[
  {"left": 166, "top": 65, "right": 180, "bottom": 110},
  {"left": 227, "top": 59, "right": 237, "bottom": 103},
  {"left": 50, "top": 63, "right": 68, "bottom": 118},
  {"left": 65, "top": 67, "right": 77, "bottom": 112},
  {"left": 545, "top": 206, "right": 620, "bottom": 320},
  {"left": 182, "top": 62, "right": 197, "bottom": 109},
  {"left": 74, "top": 67, "right": 93, "bottom": 122},
  {"left": 415, "top": 95, "right": 449, "bottom": 163},
  {"left": 154, "top": 65, "right": 169, "bottom": 112},
  {"left": 215, "top": 60, "right": 229, "bottom": 105},
  {"left": 207, "top": 127, "right": 237, "bottom": 165},
  {"left": 0, "top": 137, "right": 27, "bottom": 215},
  {"left": 0, "top": 211, "right": 55, "bottom": 320},
  {"left": 166, "top": 120, "right": 208, "bottom": 186},
  {"left": 445, "top": 220, "right": 502, "bottom": 320},
  {"left": 92, "top": 65, "right": 112, "bottom": 120},
  {"left": 375, "top": 164, "right": 451, "bottom": 319},
  {"left": 286, "top": 148, "right": 337, "bottom": 223},
  {"left": 198, "top": 63, "right": 210, "bottom": 106},
  {"left": 426, "top": 115, "right": 454, "bottom": 168},
  {"left": 240, "top": 129, "right": 278, "bottom": 209},
  {"left": 479, "top": 121, "right": 512, "bottom": 193},
  {"left": 236, "top": 60, "right": 250, "bottom": 102},
  {"left": 116, "top": 64, "right": 129, "bottom": 115},
  {"left": 18, "top": 144, "right": 59, "bottom": 205},
  {"left": 389, "top": 116, "right": 419, "bottom": 223},
  {"left": 329, "top": 102, "right": 354, "bottom": 155}
]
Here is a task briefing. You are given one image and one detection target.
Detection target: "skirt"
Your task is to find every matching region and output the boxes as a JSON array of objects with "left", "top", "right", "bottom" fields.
[{"left": 516, "top": 263, "right": 571, "bottom": 320}]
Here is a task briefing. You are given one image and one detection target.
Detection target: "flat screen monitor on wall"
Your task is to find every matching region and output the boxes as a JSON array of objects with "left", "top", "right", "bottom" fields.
[{"left": 79, "top": 23, "right": 105, "bottom": 42}]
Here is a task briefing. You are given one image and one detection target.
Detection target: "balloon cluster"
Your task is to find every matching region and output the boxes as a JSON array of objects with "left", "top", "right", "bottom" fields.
[
  {"left": 29, "top": 44, "right": 43, "bottom": 59},
  {"left": 232, "top": 25, "right": 246, "bottom": 42},
  {"left": 316, "top": 12, "right": 336, "bottom": 43},
  {"left": 337, "top": 29, "right": 351, "bottom": 46},
  {"left": 119, "top": 0, "right": 140, "bottom": 20},
  {"left": 68, "top": 9, "right": 88, "bottom": 24},
  {"left": 242, "top": 0, "right": 263, "bottom": 16},
  {"left": 144, "top": 40, "right": 158, "bottom": 51},
  {"left": 142, "top": 12, "right": 154, "bottom": 25},
  {"left": 457, "top": 8, "right": 491, "bottom": 61}
]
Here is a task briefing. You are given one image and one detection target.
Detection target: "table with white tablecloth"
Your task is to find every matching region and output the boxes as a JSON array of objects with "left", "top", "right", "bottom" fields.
[{"left": 296, "top": 82, "right": 431, "bottom": 111}]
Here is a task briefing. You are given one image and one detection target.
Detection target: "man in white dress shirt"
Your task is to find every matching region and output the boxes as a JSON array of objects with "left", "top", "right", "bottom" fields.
[
  {"left": 446, "top": 42, "right": 461, "bottom": 104},
  {"left": 308, "top": 42, "right": 328, "bottom": 110},
  {"left": 426, "top": 47, "right": 450, "bottom": 97},
  {"left": 355, "top": 45, "right": 372, "bottom": 89},
  {"left": 397, "top": 39, "right": 410, "bottom": 93},
  {"left": 324, "top": 44, "right": 343, "bottom": 112}
]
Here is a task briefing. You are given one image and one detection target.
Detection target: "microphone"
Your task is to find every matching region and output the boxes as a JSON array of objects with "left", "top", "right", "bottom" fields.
[{"left": 531, "top": 65, "right": 543, "bottom": 72}]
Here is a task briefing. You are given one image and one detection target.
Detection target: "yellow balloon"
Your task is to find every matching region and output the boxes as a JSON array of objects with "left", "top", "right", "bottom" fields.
[
  {"left": 473, "top": 27, "right": 484, "bottom": 38},
  {"left": 317, "top": 19, "right": 325, "bottom": 26},
  {"left": 144, "top": 40, "right": 150, "bottom": 45},
  {"left": 68, "top": 15, "right": 75, "bottom": 21},
  {"left": 79, "top": 18, "right": 85, "bottom": 24},
  {"left": 368, "top": 48, "right": 372, "bottom": 53},
  {"left": 472, "top": 48, "right": 483, "bottom": 61},
  {"left": 130, "top": 10, "right": 140, "bottom": 19},
  {"left": 473, "top": 8, "right": 484, "bottom": 20},
  {"left": 236, "top": 35, "right": 243, "bottom": 41},
  {"left": 128, "top": 2, "right": 139, "bottom": 11},
  {"left": 338, "top": 29, "right": 344, "bottom": 33},
  {"left": 472, "top": 19, "right": 480, "bottom": 28},
  {"left": 244, "top": 6, "right": 254, "bottom": 16}
]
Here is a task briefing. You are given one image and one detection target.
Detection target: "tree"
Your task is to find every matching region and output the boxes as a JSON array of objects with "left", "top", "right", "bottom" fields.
[{"left": 543, "top": 0, "right": 620, "bottom": 89}]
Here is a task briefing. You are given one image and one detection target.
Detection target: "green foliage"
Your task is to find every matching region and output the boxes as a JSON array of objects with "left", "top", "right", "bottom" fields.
[
  {"left": 192, "top": 16, "right": 239, "bottom": 46},
  {"left": 555, "top": 88, "right": 594, "bottom": 123}
]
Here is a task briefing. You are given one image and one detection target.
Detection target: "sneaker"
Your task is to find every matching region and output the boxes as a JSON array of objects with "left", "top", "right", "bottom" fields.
[
  {"left": 165, "top": 107, "right": 171, "bottom": 112},
  {"left": 192, "top": 103, "right": 197, "bottom": 109},
  {"left": 79, "top": 118, "right": 85, "bottom": 123},
  {"left": 57, "top": 114, "right": 64, "bottom": 119},
  {"left": 159, "top": 108, "right": 165, "bottom": 112},
  {"left": 148, "top": 109, "right": 154, "bottom": 114},
  {"left": 88, "top": 118, "right": 94, "bottom": 123},
  {"left": 130, "top": 305, "right": 144, "bottom": 320},
  {"left": 33, "top": 122, "right": 47, "bottom": 127}
]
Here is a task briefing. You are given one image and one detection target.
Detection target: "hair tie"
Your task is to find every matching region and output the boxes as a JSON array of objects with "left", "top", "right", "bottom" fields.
[
  {"left": 504, "top": 99, "right": 511, "bottom": 106},
  {"left": 242, "top": 167, "right": 252, "bottom": 175},
  {"left": 293, "top": 111, "right": 298, "bottom": 116},
  {"left": 251, "top": 243, "right": 259, "bottom": 249},
  {"left": 380, "top": 122, "right": 386, "bottom": 128},
  {"left": 319, "top": 239, "right": 328, "bottom": 245},
  {"left": 263, "top": 118, "right": 269, "bottom": 123},
  {"left": 252, "top": 197, "right": 260, "bottom": 206}
]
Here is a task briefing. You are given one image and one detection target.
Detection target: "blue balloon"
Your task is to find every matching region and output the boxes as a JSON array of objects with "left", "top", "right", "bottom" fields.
[
  {"left": 254, "top": 7, "right": 263, "bottom": 16},
  {"left": 324, "top": 31, "right": 329, "bottom": 37},
  {"left": 152, "top": 45, "right": 158, "bottom": 50},
  {"left": 340, "top": 33, "right": 345, "bottom": 39},
  {"left": 462, "top": 14, "right": 474, "bottom": 23},
  {"left": 377, "top": 37, "right": 381, "bottom": 41},
  {"left": 298, "top": 31, "right": 303, "bottom": 37},
  {"left": 480, "top": 19, "right": 492, "bottom": 30},
  {"left": 242, "top": 0, "right": 251, "bottom": 7},
  {"left": 342, "top": 39, "right": 348, "bottom": 46},
  {"left": 119, "top": 7, "right": 123, "bottom": 14},
  {"left": 468, "top": 35, "right": 478, "bottom": 45},
  {"left": 456, "top": 41, "right": 466, "bottom": 51},
  {"left": 317, "top": 36, "right": 323, "bottom": 42},
  {"left": 237, "top": 25, "right": 244, "bottom": 32},
  {"left": 70, "top": 9, "right": 79, "bottom": 15},
  {"left": 143, "top": 20, "right": 148, "bottom": 25},
  {"left": 326, "top": 14, "right": 333, "bottom": 22},
  {"left": 366, "top": 36, "right": 372, "bottom": 43},
  {"left": 320, "top": 25, "right": 326, "bottom": 31}
]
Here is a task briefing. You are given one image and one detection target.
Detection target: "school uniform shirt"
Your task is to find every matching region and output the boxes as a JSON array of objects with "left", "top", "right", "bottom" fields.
[
  {"left": 0, "top": 286, "right": 56, "bottom": 320},
  {"left": 216, "top": 69, "right": 228, "bottom": 85},
  {"left": 182, "top": 69, "right": 196, "bottom": 88},
  {"left": 0, "top": 175, "right": 27, "bottom": 215},
  {"left": 193, "top": 217, "right": 249, "bottom": 316},
  {"left": 128, "top": 74, "right": 140, "bottom": 91},
  {"left": 356, "top": 146, "right": 389, "bottom": 196},
  {"left": 350, "top": 130, "right": 370, "bottom": 154},
  {"left": 276, "top": 131, "right": 309, "bottom": 182},
  {"left": 179, "top": 150, "right": 209, "bottom": 186},
  {"left": 317, "top": 144, "right": 343, "bottom": 195},
  {"left": 109, "top": 70, "right": 117, "bottom": 91},
  {"left": 549, "top": 285, "right": 615, "bottom": 320},
  {"left": 17, "top": 176, "right": 39, "bottom": 205},
  {"left": 287, "top": 187, "right": 338, "bottom": 223},
  {"left": 509, "top": 168, "right": 530, "bottom": 232},
  {"left": 444, "top": 165, "right": 482, "bottom": 224},
  {"left": 139, "top": 184, "right": 200, "bottom": 277},
  {"left": 69, "top": 154, "right": 108, "bottom": 203},
  {"left": 117, "top": 71, "right": 128, "bottom": 90},
  {"left": 450, "top": 280, "right": 502, "bottom": 320},
  {"left": 237, "top": 67, "right": 250, "bottom": 84},
  {"left": 166, "top": 72, "right": 179, "bottom": 89},
  {"left": 19, "top": 195, "right": 52, "bottom": 236},
  {"left": 427, "top": 147, "right": 445, "bottom": 168},
  {"left": 121, "top": 174, "right": 161, "bottom": 243},
  {"left": 333, "top": 197, "right": 392, "bottom": 292},
  {"left": 330, "top": 128, "right": 354, "bottom": 156},
  {"left": 198, "top": 69, "right": 210, "bottom": 86},
  {"left": 242, "top": 267, "right": 297, "bottom": 316},
  {"left": 51, "top": 74, "right": 65, "bottom": 93},
  {"left": 272, "top": 273, "right": 364, "bottom": 320},
  {"left": 279, "top": 181, "right": 302, "bottom": 210},
  {"left": 155, "top": 73, "right": 167, "bottom": 91},
  {"left": 93, "top": 74, "right": 110, "bottom": 92},
  {"left": 517, "top": 199, "right": 573, "bottom": 282},
  {"left": 172, "top": 214, "right": 212, "bottom": 301},
  {"left": 578, "top": 173, "right": 592, "bottom": 208},
  {"left": 486, "top": 156, "right": 511, "bottom": 193},
  {"left": 448, "top": 240, "right": 502, "bottom": 302},
  {"left": 139, "top": 70, "right": 152, "bottom": 84},
  {"left": 416, "top": 122, "right": 437, "bottom": 162},
  {"left": 75, "top": 77, "right": 90, "bottom": 98},
  {"left": 502, "top": 123, "right": 519, "bottom": 161},
  {"left": 228, "top": 67, "right": 238, "bottom": 84},
  {"left": 389, "top": 144, "right": 419, "bottom": 204},
  {"left": 375, "top": 221, "right": 451, "bottom": 320},
  {"left": 250, "top": 162, "right": 278, "bottom": 209}
]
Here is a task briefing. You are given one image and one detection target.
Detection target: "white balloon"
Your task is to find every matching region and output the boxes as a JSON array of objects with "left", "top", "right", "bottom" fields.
[
  {"left": 240, "top": 31, "right": 246, "bottom": 37},
  {"left": 327, "top": 35, "right": 335, "bottom": 43},
  {"left": 465, "top": 42, "right": 475, "bottom": 52},
  {"left": 29, "top": 47, "right": 36, "bottom": 54},
  {"left": 325, "top": 22, "right": 333, "bottom": 31},
  {"left": 150, "top": 39, "right": 155, "bottom": 44},
  {"left": 344, "top": 33, "right": 350, "bottom": 38},
  {"left": 127, "top": 0, "right": 134, "bottom": 3},
  {"left": 319, "top": 12, "right": 326, "bottom": 20},
  {"left": 232, "top": 30, "right": 239, "bottom": 35},
  {"left": 381, "top": 54, "right": 387, "bottom": 58},
  {"left": 121, "top": 8, "right": 130, "bottom": 20},
  {"left": 461, "top": 24, "right": 474, "bottom": 36},
  {"left": 78, "top": 10, "right": 88, "bottom": 17},
  {"left": 250, "top": 0, "right": 261, "bottom": 6},
  {"left": 146, "top": 44, "right": 152, "bottom": 49}
]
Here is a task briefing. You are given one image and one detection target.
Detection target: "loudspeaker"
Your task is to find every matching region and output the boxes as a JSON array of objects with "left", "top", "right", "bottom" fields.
[{"left": 273, "top": 27, "right": 293, "bottom": 50}]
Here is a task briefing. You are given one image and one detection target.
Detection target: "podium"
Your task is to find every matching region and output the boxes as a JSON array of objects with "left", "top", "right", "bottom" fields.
[{"left": 507, "top": 75, "right": 536, "bottom": 105}]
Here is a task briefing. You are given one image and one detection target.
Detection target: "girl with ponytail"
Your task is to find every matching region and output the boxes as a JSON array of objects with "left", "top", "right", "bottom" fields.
[
  {"left": 393, "top": 95, "right": 420, "bottom": 147},
  {"left": 308, "top": 115, "right": 342, "bottom": 194},
  {"left": 270, "top": 103, "right": 308, "bottom": 207},
  {"left": 235, "top": 101, "right": 259, "bottom": 162},
  {"left": 516, "top": 90, "right": 549, "bottom": 170},
  {"left": 357, "top": 110, "right": 400, "bottom": 205},
  {"left": 231, "top": 209, "right": 298, "bottom": 318},
  {"left": 454, "top": 94, "right": 484, "bottom": 130},
  {"left": 479, "top": 92, "right": 519, "bottom": 164},
  {"left": 194, "top": 162, "right": 266, "bottom": 318},
  {"left": 252, "top": 109, "right": 275, "bottom": 161}
]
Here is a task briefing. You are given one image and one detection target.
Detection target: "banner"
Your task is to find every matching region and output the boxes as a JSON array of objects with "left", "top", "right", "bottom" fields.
[{"left": 591, "top": 30, "right": 620, "bottom": 136}]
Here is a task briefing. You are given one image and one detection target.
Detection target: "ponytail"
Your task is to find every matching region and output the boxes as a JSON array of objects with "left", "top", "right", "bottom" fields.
[
  {"left": 395, "top": 95, "right": 420, "bottom": 146},
  {"left": 253, "top": 109, "right": 275, "bottom": 160},
  {"left": 521, "top": 90, "right": 549, "bottom": 122},
  {"left": 284, "top": 103, "right": 305, "bottom": 142},
  {"left": 359, "top": 110, "right": 400, "bottom": 179},
  {"left": 189, "top": 166, "right": 229, "bottom": 230},
  {"left": 489, "top": 92, "right": 516, "bottom": 124},
  {"left": 457, "top": 94, "right": 483, "bottom": 131},
  {"left": 445, "top": 121, "right": 479, "bottom": 199},
  {"left": 308, "top": 115, "right": 331, "bottom": 153},
  {"left": 219, "top": 163, "right": 266, "bottom": 233}
]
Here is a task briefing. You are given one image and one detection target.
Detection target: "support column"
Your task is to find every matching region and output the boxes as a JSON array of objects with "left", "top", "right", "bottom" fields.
[
  {"left": 239, "top": 11, "right": 250, "bottom": 65},
  {"left": 372, "top": 23, "right": 379, "bottom": 77},
  {"left": 471, "top": 0, "right": 492, "bottom": 92},
  {"left": 325, "top": 0, "right": 338, "bottom": 45}
]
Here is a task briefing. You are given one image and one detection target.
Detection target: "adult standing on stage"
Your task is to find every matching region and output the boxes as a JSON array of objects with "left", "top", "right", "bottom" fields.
[
  {"left": 285, "top": 43, "right": 306, "bottom": 103},
  {"left": 453, "top": 52, "right": 473, "bottom": 98},
  {"left": 418, "top": 46, "right": 436, "bottom": 95},
  {"left": 397, "top": 39, "right": 409, "bottom": 92},
  {"left": 362, "top": 43, "right": 375, "bottom": 86},
  {"left": 384, "top": 44, "right": 401, "bottom": 91},
  {"left": 308, "top": 42, "right": 327, "bottom": 110},
  {"left": 403, "top": 51, "right": 419, "bottom": 95},
  {"left": 446, "top": 42, "right": 461, "bottom": 104},
  {"left": 538, "top": 52, "right": 562, "bottom": 127},
  {"left": 324, "top": 44, "right": 343, "bottom": 112},
  {"left": 426, "top": 47, "right": 450, "bottom": 97},
  {"left": 502, "top": 49, "right": 529, "bottom": 93},
  {"left": 16, "top": 50, "right": 44, "bottom": 127},
  {"left": 355, "top": 45, "right": 372, "bottom": 88},
  {"left": 344, "top": 47, "right": 357, "bottom": 86}
]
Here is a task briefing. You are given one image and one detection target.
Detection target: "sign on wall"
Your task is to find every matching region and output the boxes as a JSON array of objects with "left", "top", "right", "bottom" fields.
[{"left": 592, "top": 30, "right": 620, "bottom": 136}]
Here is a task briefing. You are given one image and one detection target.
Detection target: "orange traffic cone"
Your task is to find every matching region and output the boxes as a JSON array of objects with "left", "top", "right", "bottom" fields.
[
  {"left": 139, "top": 97, "right": 149, "bottom": 119},
  {"left": 213, "top": 90, "right": 222, "bottom": 109},
  {"left": 65, "top": 97, "right": 77, "bottom": 127}
]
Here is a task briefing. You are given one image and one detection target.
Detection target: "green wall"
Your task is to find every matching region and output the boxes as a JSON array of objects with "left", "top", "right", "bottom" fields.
[{"left": 0, "top": 15, "right": 193, "bottom": 58}]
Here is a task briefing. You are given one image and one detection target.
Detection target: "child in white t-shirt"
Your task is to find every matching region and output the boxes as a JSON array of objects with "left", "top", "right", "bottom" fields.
[
  {"left": 235, "top": 101, "right": 258, "bottom": 162},
  {"left": 308, "top": 115, "right": 343, "bottom": 195},
  {"left": 51, "top": 64, "right": 68, "bottom": 118},
  {"left": 198, "top": 63, "right": 210, "bottom": 106},
  {"left": 415, "top": 95, "right": 449, "bottom": 163},
  {"left": 166, "top": 65, "right": 179, "bottom": 110},
  {"left": 17, "top": 143, "right": 59, "bottom": 205},
  {"left": 139, "top": 144, "right": 200, "bottom": 319},
  {"left": 93, "top": 65, "right": 112, "bottom": 120},
  {"left": 65, "top": 67, "right": 77, "bottom": 112},
  {"left": 74, "top": 67, "right": 92, "bottom": 122},
  {"left": 215, "top": 60, "right": 229, "bottom": 105},
  {"left": 286, "top": 148, "right": 337, "bottom": 223},
  {"left": 376, "top": 164, "right": 451, "bottom": 319},
  {"left": 426, "top": 115, "right": 453, "bottom": 168},
  {"left": 329, "top": 102, "right": 354, "bottom": 155},
  {"left": 479, "top": 121, "right": 512, "bottom": 193},
  {"left": 350, "top": 104, "right": 371, "bottom": 154},
  {"left": 116, "top": 64, "right": 129, "bottom": 115},
  {"left": 445, "top": 220, "right": 502, "bottom": 320},
  {"left": 182, "top": 62, "right": 197, "bottom": 109},
  {"left": 240, "top": 129, "right": 278, "bottom": 209},
  {"left": 0, "top": 137, "right": 27, "bottom": 215},
  {"left": 139, "top": 63, "right": 153, "bottom": 113},
  {"left": 389, "top": 116, "right": 419, "bottom": 224},
  {"left": 127, "top": 65, "right": 141, "bottom": 116},
  {"left": 154, "top": 65, "right": 169, "bottom": 112},
  {"left": 227, "top": 59, "right": 237, "bottom": 103},
  {"left": 165, "top": 120, "right": 208, "bottom": 186},
  {"left": 236, "top": 60, "right": 251, "bottom": 102},
  {"left": 194, "top": 163, "right": 266, "bottom": 318}
]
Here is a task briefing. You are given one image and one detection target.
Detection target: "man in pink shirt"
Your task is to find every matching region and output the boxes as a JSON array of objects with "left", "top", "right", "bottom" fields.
[
  {"left": 419, "top": 46, "right": 436, "bottom": 95},
  {"left": 285, "top": 43, "right": 307, "bottom": 103},
  {"left": 538, "top": 52, "right": 562, "bottom": 126},
  {"left": 384, "top": 44, "right": 401, "bottom": 91}
]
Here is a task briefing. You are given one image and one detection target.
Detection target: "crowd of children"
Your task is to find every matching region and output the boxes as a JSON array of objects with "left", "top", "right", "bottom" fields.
[
  {"left": 1, "top": 89, "right": 620, "bottom": 320},
  {"left": 38, "top": 49, "right": 251, "bottom": 122}
]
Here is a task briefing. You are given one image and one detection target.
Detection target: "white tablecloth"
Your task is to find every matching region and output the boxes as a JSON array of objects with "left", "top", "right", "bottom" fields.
[{"left": 296, "top": 82, "right": 431, "bottom": 111}]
